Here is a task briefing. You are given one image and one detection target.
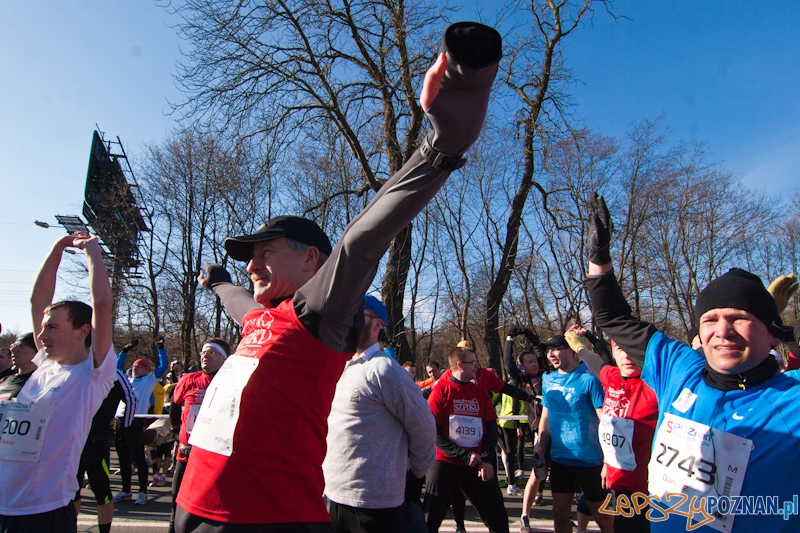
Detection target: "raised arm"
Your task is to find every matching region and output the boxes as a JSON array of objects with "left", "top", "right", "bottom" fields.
[
  {"left": 565, "top": 327, "right": 606, "bottom": 379},
  {"left": 504, "top": 327, "right": 524, "bottom": 385},
  {"left": 154, "top": 337, "right": 169, "bottom": 379},
  {"left": 198, "top": 264, "right": 259, "bottom": 325},
  {"left": 30, "top": 234, "right": 76, "bottom": 348},
  {"left": 295, "top": 23, "right": 502, "bottom": 351},
  {"left": 74, "top": 233, "right": 113, "bottom": 366},
  {"left": 585, "top": 193, "right": 656, "bottom": 367}
]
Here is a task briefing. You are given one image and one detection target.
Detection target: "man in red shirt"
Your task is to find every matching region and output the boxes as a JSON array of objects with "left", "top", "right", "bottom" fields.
[
  {"left": 424, "top": 346, "right": 509, "bottom": 533},
  {"left": 174, "top": 22, "right": 502, "bottom": 533},
  {"left": 168, "top": 338, "right": 230, "bottom": 533}
]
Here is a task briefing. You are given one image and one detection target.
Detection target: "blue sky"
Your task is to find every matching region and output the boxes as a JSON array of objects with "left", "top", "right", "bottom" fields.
[{"left": 1, "top": 1, "right": 798, "bottom": 335}]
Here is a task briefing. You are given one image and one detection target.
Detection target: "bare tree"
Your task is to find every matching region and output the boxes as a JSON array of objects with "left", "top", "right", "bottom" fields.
[
  {"left": 482, "top": 0, "right": 612, "bottom": 369},
  {"left": 167, "top": 0, "right": 455, "bottom": 362}
]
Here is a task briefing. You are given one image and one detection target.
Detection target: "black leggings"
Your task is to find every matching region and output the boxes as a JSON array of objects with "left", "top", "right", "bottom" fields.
[
  {"left": 497, "top": 426, "right": 520, "bottom": 484},
  {"left": 424, "top": 460, "right": 509, "bottom": 533},
  {"left": 115, "top": 418, "right": 149, "bottom": 493},
  {"left": 169, "top": 459, "right": 188, "bottom": 533}
]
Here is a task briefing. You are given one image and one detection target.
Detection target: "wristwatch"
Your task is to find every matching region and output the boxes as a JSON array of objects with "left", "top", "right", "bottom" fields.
[{"left": 419, "top": 137, "right": 466, "bottom": 171}]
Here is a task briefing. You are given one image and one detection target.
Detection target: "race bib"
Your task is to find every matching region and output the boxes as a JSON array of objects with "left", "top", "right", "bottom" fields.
[
  {"left": 449, "top": 415, "right": 482, "bottom": 448},
  {"left": 598, "top": 415, "right": 636, "bottom": 471},
  {"left": 649, "top": 413, "right": 752, "bottom": 533},
  {"left": 186, "top": 404, "right": 201, "bottom": 434},
  {"left": 0, "top": 399, "right": 55, "bottom": 462},
  {"left": 188, "top": 355, "right": 259, "bottom": 456},
  {"left": 185, "top": 388, "right": 206, "bottom": 435}
]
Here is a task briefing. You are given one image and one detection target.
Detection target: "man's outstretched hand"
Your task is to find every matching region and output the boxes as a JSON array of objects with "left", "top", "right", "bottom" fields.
[
  {"left": 588, "top": 192, "right": 612, "bottom": 266},
  {"left": 420, "top": 53, "right": 446, "bottom": 113},
  {"left": 198, "top": 263, "right": 233, "bottom": 290}
]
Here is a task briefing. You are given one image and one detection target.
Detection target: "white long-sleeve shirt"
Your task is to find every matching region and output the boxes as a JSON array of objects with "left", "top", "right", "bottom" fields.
[{"left": 323, "top": 343, "right": 436, "bottom": 509}]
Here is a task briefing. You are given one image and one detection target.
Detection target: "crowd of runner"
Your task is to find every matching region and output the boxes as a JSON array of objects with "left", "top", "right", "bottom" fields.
[{"left": 1, "top": 21, "right": 799, "bottom": 533}]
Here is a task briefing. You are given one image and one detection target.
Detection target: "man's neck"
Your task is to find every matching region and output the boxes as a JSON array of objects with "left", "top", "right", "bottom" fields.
[
  {"left": 558, "top": 362, "right": 578, "bottom": 374},
  {"left": 451, "top": 369, "right": 469, "bottom": 382},
  {"left": 52, "top": 348, "right": 90, "bottom": 366},
  {"left": 356, "top": 341, "right": 380, "bottom": 356}
]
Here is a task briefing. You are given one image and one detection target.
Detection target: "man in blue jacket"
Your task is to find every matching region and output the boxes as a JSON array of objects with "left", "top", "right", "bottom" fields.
[{"left": 584, "top": 192, "right": 800, "bottom": 532}]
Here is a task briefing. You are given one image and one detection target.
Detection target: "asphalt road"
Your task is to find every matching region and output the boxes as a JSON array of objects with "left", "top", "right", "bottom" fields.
[{"left": 76, "top": 450, "right": 602, "bottom": 532}]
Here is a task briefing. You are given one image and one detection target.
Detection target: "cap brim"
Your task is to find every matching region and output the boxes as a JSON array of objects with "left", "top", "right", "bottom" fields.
[{"left": 224, "top": 231, "right": 283, "bottom": 262}]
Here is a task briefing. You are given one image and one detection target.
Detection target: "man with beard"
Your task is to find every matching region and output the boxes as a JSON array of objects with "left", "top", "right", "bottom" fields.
[{"left": 323, "top": 295, "right": 435, "bottom": 532}]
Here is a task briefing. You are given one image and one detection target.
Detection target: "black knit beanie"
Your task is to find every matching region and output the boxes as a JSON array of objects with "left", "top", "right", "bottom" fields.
[{"left": 695, "top": 268, "right": 783, "bottom": 339}]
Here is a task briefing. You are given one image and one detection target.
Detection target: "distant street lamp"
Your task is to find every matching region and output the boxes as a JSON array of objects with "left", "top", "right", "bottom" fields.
[{"left": 34, "top": 220, "right": 77, "bottom": 254}]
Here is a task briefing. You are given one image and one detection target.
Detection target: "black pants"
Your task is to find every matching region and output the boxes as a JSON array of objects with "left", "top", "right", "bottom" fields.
[
  {"left": 169, "top": 459, "right": 188, "bottom": 533},
  {"left": 76, "top": 435, "right": 113, "bottom": 504},
  {"left": 423, "top": 460, "right": 508, "bottom": 533},
  {"left": 174, "top": 506, "right": 333, "bottom": 533},
  {"left": 327, "top": 500, "right": 404, "bottom": 533},
  {"left": 0, "top": 503, "right": 77, "bottom": 533},
  {"left": 612, "top": 489, "right": 650, "bottom": 533},
  {"left": 115, "top": 417, "right": 149, "bottom": 493},
  {"left": 497, "top": 426, "right": 520, "bottom": 484}
]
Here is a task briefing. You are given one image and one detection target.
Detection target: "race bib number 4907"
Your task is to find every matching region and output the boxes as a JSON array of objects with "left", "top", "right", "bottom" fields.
[
  {"left": 598, "top": 415, "right": 636, "bottom": 471},
  {"left": 0, "top": 399, "right": 54, "bottom": 462},
  {"left": 188, "top": 355, "right": 258, "bottom": 456}
]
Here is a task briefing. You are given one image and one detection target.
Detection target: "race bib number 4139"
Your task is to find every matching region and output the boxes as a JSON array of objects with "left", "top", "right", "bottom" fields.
[
  {"left": 449, "top": 415, "right": 483, "bottom": 448},
  {"left": 0, "top": 399, "right": 55, "bottom": 462}
]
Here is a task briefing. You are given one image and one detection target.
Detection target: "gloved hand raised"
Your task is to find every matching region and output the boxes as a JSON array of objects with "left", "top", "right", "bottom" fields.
[
  {"left": 422, "top": 22, "right": 502, "bottom": 160},
  {"left": 199, "top": 263, "right": 233, "bottom": 290},
  {"left": 768, "top": 273, "right": 798, "bottom": 314},
  {"left": 588, "top": 192, "right": 612, "bottom": 266},
  {"left": 508, "top": 326, "right": 525, "bottom": 338},
  {"left": 122, "top": 339, "right": 138, "bottom": 352}
]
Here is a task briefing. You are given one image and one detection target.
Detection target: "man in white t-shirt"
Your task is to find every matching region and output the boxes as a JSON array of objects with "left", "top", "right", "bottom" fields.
[{"left": 0, "top": 232, "right": 116, "bottom": 533}]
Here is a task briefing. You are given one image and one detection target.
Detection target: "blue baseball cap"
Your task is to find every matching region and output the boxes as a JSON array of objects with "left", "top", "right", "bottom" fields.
[{"left": 364, "top": 295, "right": 387, "bottom": 324}]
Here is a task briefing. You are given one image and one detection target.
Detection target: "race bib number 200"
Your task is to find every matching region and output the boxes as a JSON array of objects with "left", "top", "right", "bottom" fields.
[
  {"left": 0, "top": 399, "right": 55, "bottom": 462},
  {"left": 188, "top": 355, "right": 259, "bottom": 456}
]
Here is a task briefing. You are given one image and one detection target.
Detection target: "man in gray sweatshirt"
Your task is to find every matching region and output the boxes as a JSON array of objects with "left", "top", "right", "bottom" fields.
[{"left": 323, "top": 295, "right": 435, "bottom": 532}]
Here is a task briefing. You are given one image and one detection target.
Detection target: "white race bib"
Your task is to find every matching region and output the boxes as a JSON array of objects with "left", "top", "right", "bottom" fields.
[
  {"left": 188, "top": 355, "right": 259, "bottom": 456},
  {"left": 186, "top": 404, "right": 201, "bottom": 434},
  {"left": 598, "top": 414, "right": 636, "bottom": 471},
  {"left": 649, "top": 413, "right": 752, "bottom": 533},
  {"left": 449, "top": 415, "right": 483, "bottom": 448},
  {"left": 0, "top": 399, "right": 55, "bottom": 462}
]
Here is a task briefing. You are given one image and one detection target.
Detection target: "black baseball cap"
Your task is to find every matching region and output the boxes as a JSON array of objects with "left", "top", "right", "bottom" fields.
[
  {"left": 224, "top": 216, "right": 333, "bottom": 261},
  {"left": 541, "top": 335, "right": 569, "bottom": 349},
  {"left": 13, "top": 332, "right": 37, "bottom": 351}
]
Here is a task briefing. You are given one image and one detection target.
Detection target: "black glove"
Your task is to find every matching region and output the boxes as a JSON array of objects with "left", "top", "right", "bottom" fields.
[
  {"left": 200, "top": 263, "right": 233, "bottom": 289},
  {"left": 523, "top": 329, "right": 540, "bottom": 347},
  {"left": 425, "top": 22, "right": 502, "bottom": 158},
  {"left": 156, "top": 337, "right": 165, "bottom": 350},
  {"left": 122, "top": 339, "right": 138, "bottom": 352},
  {"left": 508, "top": 326, "right": 524, "bottom": 338},
  {"left": 588, "top": 192, "right": 612, "bottom": 265}
]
